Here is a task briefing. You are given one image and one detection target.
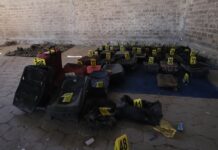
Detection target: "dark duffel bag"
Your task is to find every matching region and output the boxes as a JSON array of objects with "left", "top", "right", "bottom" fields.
[
  {"left": 47, "top": 76, "right": 89, "bottom": 121},
  {"left": 160, "top": 61, "right": 179, "bottom": 73},
  {"left": 116, "top": 95, "right": 163, "bottom": 125},
  {"left": 98, "top": 51, "right": 116, "bottom": 65},
  {"left": 144, "top": 62, "right": 160, "bottom": 73},
  {"left": 85, "top": 98, "right": 117, "bottom": 128},
  {"left": 88, "top": 71, "right": 110, "bottom": 96},
  {"left": 114, "top": 51, "right": 137, "bottom": 70},
  {"left": 13, "top": 65, "right": 54, "bottom": 113},
  {"left": 63, "top": 63, "right": 87, "bottom": 76},
  {"left": 181, "top": 62, "right": 209, "bottom": 78},
  {"left": 102, "top": 63, "right": 124, "bottom": 83},
  {"left": 157, "top": 74, "right": 178, "bottom": 90}
]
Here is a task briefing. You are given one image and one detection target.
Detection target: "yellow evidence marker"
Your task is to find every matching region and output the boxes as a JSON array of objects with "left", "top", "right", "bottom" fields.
[
  {"left": 130, "top": 41, "right": 136, "bottom": 46},
  {"left": 157, "top": 47, "right": 161, "bottom": 53},
  {"left": 99, "top": 107, "right": 111, "bottom": 116},
  {"left": 190, "top": 56, "right": 197, "bottom": 65},
  {"left": 120, "top": 46, "right": 126, "bottom": 52},
  {"left": 184, "top": 48, "right": 189, "bottom": 52},
  {"left": 183, "top": 73, "right": 190, "bottom": 84},
  {"left": 33, "top": 58, "right": 46, "bottom": 66},
  {"left": 190, "top": 51, "right": 196, "bottom": 56},
  {"left": 148, "top": 57, "right": 154, "bottom": 64},
  {"left": 88, "top": 50, "right": 94, "bottom": 57},
  {"left": 136, "top": 48, "right": 142, "bottom": 55},
  {"left": 152, "top": 49, "right": 157, "bottom": 56},
  {"left": 90, "top": 58, "right": 97, "bottom": 67},
  {"left": 124, "top": 52, "right": 130, "bottom": 60},
  {"left": 114, "top": 134, "right": 129, "bottom": 150},
  {"left": 110, "top": 46, "right": 114, "bottom": 51},
  {"left": 132, "top": 47, "right": 137, "bottom": 54},
  {"left": 61, "top": 93, "right": 73, "bottom": 103},
  {"left": 99, "top": 46, "right": 103, "bottom": 51},
  {"left": 105, "top": 44, "right": 110, "bottom": 51},
  {"left": 167, "top": 57, "right": 174, "bottom": 65},
  {"left": 96, "top": 81, "right": 104, "bottom": 88},
  {"left": 133, "top": 98, "right": 143, "bottom": 108},
  {"left": 170, "top": 48, "right": 175, "bottom": 56},
  {"left": 77, "top": 60, "right": 83, "bottom": 65},
  {"left": 106, "top": 52, "right": 111, "bottom": 61}
]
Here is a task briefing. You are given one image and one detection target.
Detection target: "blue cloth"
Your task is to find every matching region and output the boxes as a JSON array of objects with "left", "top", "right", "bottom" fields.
[{"left": 110, "top": 65, "right": 218, "bottom": 99}]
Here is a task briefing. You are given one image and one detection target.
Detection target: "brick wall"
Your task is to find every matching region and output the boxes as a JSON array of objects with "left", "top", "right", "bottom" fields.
[
  {"left": 184, "top": 0, "right": 218, "bottom": 59},
  {"left": 0, "top": 0, "right": 75, "bottom": 44},
  {"left": 0, "top": 0, "right": 217, "bottom": 57},
  {"left": 0, "top": 0, "right": 184, "bottom": 45}
]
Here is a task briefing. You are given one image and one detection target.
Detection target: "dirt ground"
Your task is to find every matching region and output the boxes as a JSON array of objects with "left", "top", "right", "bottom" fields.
[{"left": 0, "top": 45, "right": 218, "bottom": 150}]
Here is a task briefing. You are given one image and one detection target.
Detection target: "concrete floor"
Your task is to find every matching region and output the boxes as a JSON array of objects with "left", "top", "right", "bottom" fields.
[{"left": 0, "top": 45, "right": 218, "bottom": 150}]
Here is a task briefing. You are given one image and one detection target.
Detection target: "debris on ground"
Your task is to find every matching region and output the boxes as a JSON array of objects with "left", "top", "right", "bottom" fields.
[
  {"left": 149, "top": 133, "right": 159, "bottom": 141},
  {"left": 85, "top": 137, "right": 95, "bottom": 146},
  {"left": 5, "top": 42, "right": 74, "bottom": 57},
  {"left": 4, "top": 40, "right": 17, "bottom": 46},
  {"left": 177, "top": 122, "right": 184, "bottom": 132},
  {"left": 157, "top": 74, "right": 178, "bottom": 90},
  {"left": 153, "top": 119, "right": 177, "bottom": 138},
  {"left": 205, "top": 112, "right": 211, "bottom": 115}
]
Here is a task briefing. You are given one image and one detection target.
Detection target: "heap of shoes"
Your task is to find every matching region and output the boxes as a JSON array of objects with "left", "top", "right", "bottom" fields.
[
  {"left": 13, "top": 43, "right": 210, "bottom": 127},
  {"left": 5, "top": 42, "right": 74, "bottom": 57}
]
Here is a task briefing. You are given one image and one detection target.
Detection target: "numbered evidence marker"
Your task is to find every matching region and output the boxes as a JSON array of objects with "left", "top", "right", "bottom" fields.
[
  {"left": 124, "top": 51, "right": 130, "bottom": 60},
  {"left": 99, "top": 107, "right": 111, "bottom": 116},
  {"left": 130, "top": 41, "right": 136, "bottom": 46},
  {"left": 105, "top": 44, "right": 110, "bottom": 51},
  {"left": 99, "top": 46, "right": 103, "bottom": 51},
  {"left": 167, "top": 57, "right": 174, "bottom": 65},
  {"left": 96, "top": 81, "right": 104, "bottom": 88},
  {"left": 190, "top": 51, "right": 196, "bottom": 57},
  {"left": 136, "top": 47, "right": 142, "bottom": 55},
  {"left": 114, "top": 134, "right": 129, "bottom": 150},
  {"left": 133, "top": 98, "right": 143, "bottom": 108},
  {"left": 170, "top": 48, "right": 176, "bottom": 56},
  {"left": 33, "top": 58, "right": 46, "bottom": 65},
  {"left": 183, "top": 73, "right": 190, "bottom": 84},
  {"left": 77, "top": 60, "right": 83, "bottom": 65},
  {"left": 110, "top": 46, "right": 114, "bottom": 51},
  {"left": 132, "top": 47, "right": 137, "bottom": 54},
  {"left": 190, "top": 56, "right": 197, "bottom": 65},
  {"left": 94, "top": 50, "right": 99, "bottom": 56},
  {"left": 90, "top": 58, "right": 97, "bottom": 67},
  {"left": 152, "top": 49, "right": 157, "bottom": 56},
  {"left": 157, "top": 47, "right": 162, "bottom": 53},
  {"left": 120, "top": 46, "right": 126, "bottom": 52},
  {"left": 37, "top": 50, "right": 43, "bottom": 54},
  {"left": 184, "top": 48, "right": 189, "bottom": 52},
  {"left": 88, "top": 50, "right": 94, "bottom": 57},
  {"left": 148, "top": 57, "right": 154, "bottom": 64},
  {"left": 61, "top": 92, "right": 73, "bottom": 103},
  {"left": 106, "top": 52, "right": 111, "bottom": 61}
]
